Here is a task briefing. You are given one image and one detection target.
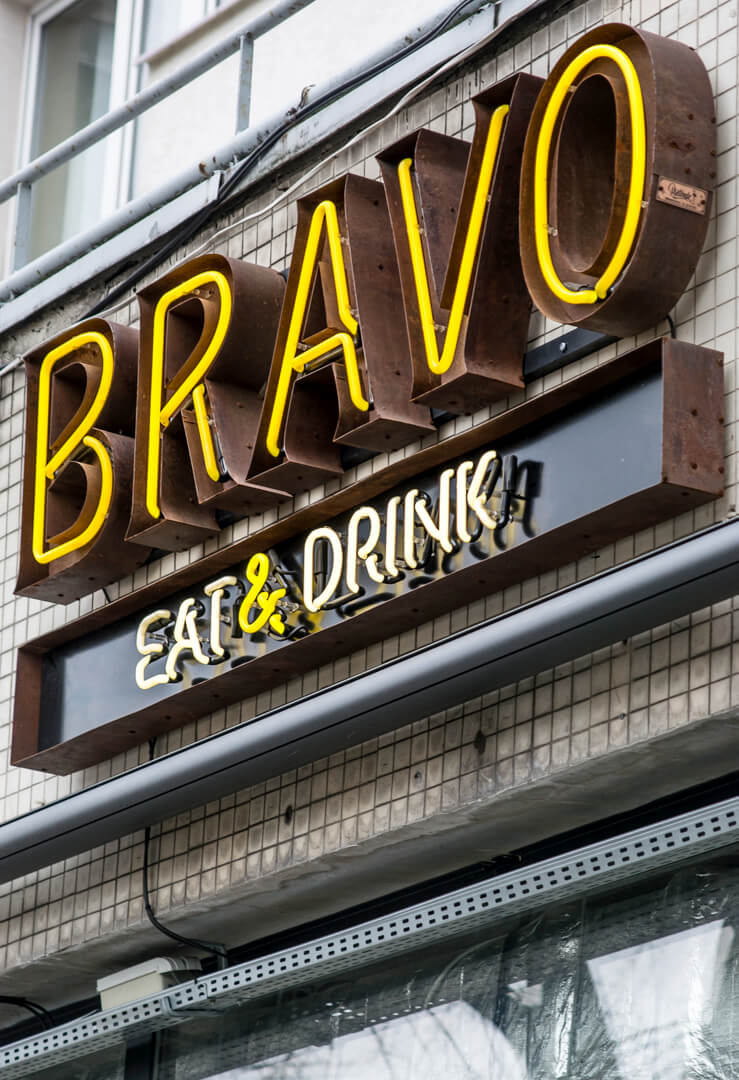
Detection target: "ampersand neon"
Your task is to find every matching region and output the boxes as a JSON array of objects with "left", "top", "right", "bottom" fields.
[{"left": 238, "top": 553, "right": 287, "bottom": 635}]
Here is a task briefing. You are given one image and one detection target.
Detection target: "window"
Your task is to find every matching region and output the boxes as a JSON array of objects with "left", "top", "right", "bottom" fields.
[
  {"left": 15, "top": 0, "right": 478, "bottom": 271},
  {"left": 17, "top": 0, "right": 225, "bottom": 266},
  {"left": 21, "top": 0, "right": 132, "bottom": 262},
  {"left": 156, "top": 852, "right": 739, "bottom": 1078},
  {"left": 13, "top": 0, "right": 490, "bottom": 273},
  {"left": 140, "top": 0, "right": 220, "bottom": 56}
]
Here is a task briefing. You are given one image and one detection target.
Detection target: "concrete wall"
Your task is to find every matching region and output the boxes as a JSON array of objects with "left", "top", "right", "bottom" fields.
[{"left": 0, "top": 0, "right": 737, "bottom": 1024}]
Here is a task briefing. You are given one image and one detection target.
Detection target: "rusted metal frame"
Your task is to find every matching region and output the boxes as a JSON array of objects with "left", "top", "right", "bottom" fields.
[
  {"left": 12, "top": 338, "right": 724, "bottom": 773},
  {"left": 518, "top": 24, "right": 716, "bottom": 334},
  {"left": 341, "top": 326, "right": 620, "bottom": 470},
  {"left": 16, "top": 322, "right": 151, "bottom": 603},
  {"left": 246, "top": 174, "right": 436, "bottom": 496},
  {"left": 378, "top": 73, "right": 542, "bottom": 412},
  {"left": 16, "top": 335, "right": 716, "bottom": 646},
  {"left": 17, "top": 27, "right": 714, "bottom": 601},
  {"left": 14, "top": 342, "right": 659, "bottom": 648},
  {"left": 127, "top": 255, "right": 286, "bottom": 550}
]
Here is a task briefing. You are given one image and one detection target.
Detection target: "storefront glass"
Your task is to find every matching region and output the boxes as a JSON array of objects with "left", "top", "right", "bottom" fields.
[
  {"left": 157, "top": 853, "right": 739, "bottom": 1079},
  {"left": 33, "top": 1042, "right": 125, "bottom": 1080}
]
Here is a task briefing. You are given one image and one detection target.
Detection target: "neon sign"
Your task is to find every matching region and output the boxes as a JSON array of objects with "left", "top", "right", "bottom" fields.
[
  {"left": 12, "top": 338, "right": 724, "bottom": 773},
  {"left": 134, "top": 448, "right": 523, "bottom": 690},
  {"left": 16, "top": 25, "right": 716, "bottom": 605}
]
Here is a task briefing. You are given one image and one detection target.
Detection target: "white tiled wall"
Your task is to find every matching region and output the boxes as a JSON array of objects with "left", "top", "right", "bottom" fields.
[{"left": 0, "top": 0, "right": 736, "bottom": 1009}]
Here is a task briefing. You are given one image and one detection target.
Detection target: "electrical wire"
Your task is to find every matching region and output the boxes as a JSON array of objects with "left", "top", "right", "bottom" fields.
[
  {"left": 142, "top": 739, "right": 229, "bottom": 970},
  {"left": 143, "top": 825, "right": 229, "bottom": 969},
  {"left": 83, "top": 0, "right": 494, "bottom": 318},
  {"left": 0, "top": 0, "right": 540, "bottom": 367},
  {"left": 184, "top": 2, "right": 503, "bottom": 265},
  {"left": 0, "top": 996, "right": 54, "bottom": 1031}
]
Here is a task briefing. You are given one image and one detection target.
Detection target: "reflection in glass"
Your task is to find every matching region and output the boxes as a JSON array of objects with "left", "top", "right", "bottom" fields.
[
  {"left": 33, "top": 1040, "right": 125, "bottom": 1079},
  {"left": 158, "top": 859, "right": 739, "bottom": 1079},
  {"left": 201, "top": 1002, "right": 527, "bottom": 1079},
  {"left": 29, "top": 0, "right": 116, "bottom": 259},
  {"left": 588, "top": 922, "right": 734, "bottom": 1080}
]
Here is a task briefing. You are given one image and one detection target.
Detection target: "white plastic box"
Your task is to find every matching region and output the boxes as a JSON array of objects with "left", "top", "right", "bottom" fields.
[{"left": 96, "top": 956, "right": 202, "bottom": 1009}]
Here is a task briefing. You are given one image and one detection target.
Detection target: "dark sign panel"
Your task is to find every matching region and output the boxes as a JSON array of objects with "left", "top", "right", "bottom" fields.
[{"left": 12, "top": 338, "right": 723, "bottom": 773}]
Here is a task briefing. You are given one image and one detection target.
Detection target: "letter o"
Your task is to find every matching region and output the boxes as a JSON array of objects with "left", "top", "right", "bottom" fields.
[{"left": 519, "top": 24, "right": 715, "bottom": 335}]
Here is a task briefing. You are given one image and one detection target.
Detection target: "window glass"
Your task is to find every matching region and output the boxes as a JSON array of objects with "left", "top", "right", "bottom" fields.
[
  {"left": 29, "top": 0, "right": 117, "bottom": 260},
  {"left": 157, "top": 855, "right": 739, "bottom": 1078},
  {"left": 32, "top": 1041, "right": 125, "bottom": 1080},
  {"left": 141, "top": 0, "right": 210, "bottom": 56}
]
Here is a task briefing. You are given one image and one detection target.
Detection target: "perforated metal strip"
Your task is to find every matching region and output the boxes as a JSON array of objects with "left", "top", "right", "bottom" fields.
[{"left": 2, "top": 794, "right": 737, "bottom": 1077}]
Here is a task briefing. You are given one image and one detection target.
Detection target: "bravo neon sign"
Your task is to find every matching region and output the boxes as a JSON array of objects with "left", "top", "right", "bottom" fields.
[{"left": 16, "top": 24, "right": 715, "bottom": 604}]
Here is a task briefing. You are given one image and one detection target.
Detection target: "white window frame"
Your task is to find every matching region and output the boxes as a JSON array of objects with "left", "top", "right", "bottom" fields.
[
  {"left": 118, "top": 0, "right": 222, "bottom": 209},
  {"left": 10, "top": 0, "right": 141, "bottom": 273},
  {"left": 10, "top": 0, "right": 228, "bottom": 273}
]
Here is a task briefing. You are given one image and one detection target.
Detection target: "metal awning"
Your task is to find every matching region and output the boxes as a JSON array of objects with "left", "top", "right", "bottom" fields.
[{"left": 2, "top": 516, "right": 739, "bottom": 885}]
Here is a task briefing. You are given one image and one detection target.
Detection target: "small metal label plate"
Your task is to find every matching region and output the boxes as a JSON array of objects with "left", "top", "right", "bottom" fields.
[{"left": 656, "top": 177, "right": 708, "bottom": 214}]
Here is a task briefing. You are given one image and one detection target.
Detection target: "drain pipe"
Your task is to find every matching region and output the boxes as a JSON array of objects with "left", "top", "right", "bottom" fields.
[{"left": 2, "top": 517, "right": 739, "bottom": 884}]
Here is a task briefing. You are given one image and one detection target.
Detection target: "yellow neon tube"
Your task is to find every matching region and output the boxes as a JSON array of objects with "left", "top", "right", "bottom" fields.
[
  {"left": 265, "top": 200, "right": 368, "bottom": 458},
  {"left": 146, "top": 270, "right": 232, "bottom": 519},
  {"left": 33, "top": 331, "right": 115, "bottom": 565},
  {"left": 191, "top": 384, "right": 220, "bottom": 482},
  {"left": 397, "top": 105, "right": 509, "bottom": 377},
  {"left": 533, "top": 43, "right": 646, "bottom": 305},
  {"left": 238, "top": 552, "right": 287, "bottom": 634},
  {"left": 135, "top": 608, "right": 173, "bottom": 690}
]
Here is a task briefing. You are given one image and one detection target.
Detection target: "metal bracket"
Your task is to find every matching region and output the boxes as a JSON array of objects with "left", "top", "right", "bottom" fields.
[
  {"left": 2, "top": 790, "right": 739, "bottom": 1077},
  {"left": 523, "top": 328, "right": 617, "bottom": 383}
]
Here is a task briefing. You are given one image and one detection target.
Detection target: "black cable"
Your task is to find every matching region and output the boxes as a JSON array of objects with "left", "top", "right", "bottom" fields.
[
  {"left": 0, "top": 996, "right": 54, "bottom": 1031},
  {"left": 85, "top": 0, "right": 485, "bottom": 317},
  {"left": 666, "top": 313, "right": 677, "bottom": 338},
  {"left": 142, "top": 739, "right": 229, "bottom": 970}
]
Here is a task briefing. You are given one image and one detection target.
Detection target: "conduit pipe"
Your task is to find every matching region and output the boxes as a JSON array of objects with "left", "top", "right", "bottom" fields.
[
  {"left": 2, "top": 518, "right": 739, "bottom": 884},
  {"left": 0, "top": 0, "right": 495, "bottom": 302},
  {"left": 0, "top": 0, "right": 320, "bottom": 205}
]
